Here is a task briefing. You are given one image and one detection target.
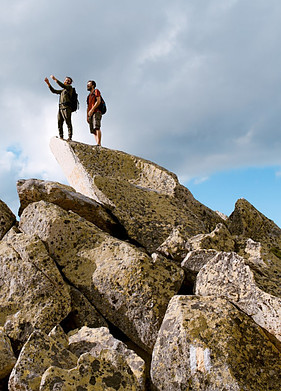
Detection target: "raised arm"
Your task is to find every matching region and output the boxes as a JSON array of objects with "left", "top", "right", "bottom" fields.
[
  {"left": 51, "top": 75, "right": 73, "bottom": 91},
  {"left": 44, "top": 76, "right": 61, "bottom": 94}
]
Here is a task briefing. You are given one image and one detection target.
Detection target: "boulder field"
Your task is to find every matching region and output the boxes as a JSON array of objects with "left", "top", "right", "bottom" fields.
[{"left": 0, "top": 137, "right": 280, "bottom": 390}]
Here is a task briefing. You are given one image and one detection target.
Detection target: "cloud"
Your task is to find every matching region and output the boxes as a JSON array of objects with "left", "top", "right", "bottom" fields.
[{"left": 1, "top": 0, "right": 281, "bottom": 213}]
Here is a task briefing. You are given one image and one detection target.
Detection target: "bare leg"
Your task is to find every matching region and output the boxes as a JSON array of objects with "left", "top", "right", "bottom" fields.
[{"left": 95, "top": 129, "right": 102, "bottom": 146}]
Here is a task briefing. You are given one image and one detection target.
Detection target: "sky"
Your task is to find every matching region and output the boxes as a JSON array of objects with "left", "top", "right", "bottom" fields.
[{"left": 0, "top": 0, "right": 281, "bottom": 227}]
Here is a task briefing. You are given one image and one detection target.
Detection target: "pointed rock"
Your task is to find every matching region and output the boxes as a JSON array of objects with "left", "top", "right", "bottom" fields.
[
  {"left": 48, "top": 325, "right": 69, "bottom": 348},
  {"left": 0, "top": 199, "right": 16, "bottom": 240},
  {"left": 228, "top": 198, "right": 281, "bottom": 242},
  {"left": 49, "top": 138, "right": 222, "bottom": 252},
  {"left": 17, "top": 178, "right": 124, "bottom": 238},
  {"left": 226, "top": 199, "right": 281, "bottom": 300},
  {"left": 19, "top": 201, "right": 184, "bottom": 353},
  {"left": 151, "top": 295, "right": 281, "bottom": 391}
]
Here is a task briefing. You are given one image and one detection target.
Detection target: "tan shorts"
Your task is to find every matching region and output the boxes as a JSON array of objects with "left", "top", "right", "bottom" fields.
[{"left": 89, "top": 111, "right": 102, "bottom": 133}]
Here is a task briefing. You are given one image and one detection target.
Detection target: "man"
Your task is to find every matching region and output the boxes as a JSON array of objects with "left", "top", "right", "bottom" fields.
[
  {"left": 87, "top": 80, "right": 102, "bottom": 146},
  {"left": 44, "top": 75, "right": 74, "bottom": 140}
]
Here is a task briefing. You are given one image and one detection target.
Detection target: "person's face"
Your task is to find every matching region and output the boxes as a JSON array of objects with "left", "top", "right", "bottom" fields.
[
  {"left": 64, "top": 77, "right": 72, "bottom": 85},
  {"left": 87, "top": 82, "right": 93, "bottom": 91}
]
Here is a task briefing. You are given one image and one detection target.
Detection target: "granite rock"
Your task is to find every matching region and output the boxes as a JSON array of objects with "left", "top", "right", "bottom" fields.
[
  {"left": 151, "top": 295, "right": 281, "bottom": 391},
  {"left": 8, "top": 330, "right": 77, "bottom": 391},
  {"left": 0, "top": 199, "right": 16, "bottom": 240},
  {"left": 226, "top": 198, "right": 281, "bottom": 297},
  {"left": 0, "top": 229, "right": 71, "bottom": 347},
  {"left": 0, "top": 328, "right": 16, "bottom": 380},
  {"left": 40, "top": 349, "right": 144, "bottom": 391},
  {"left": 49, "top": 138, "right": 222, "bottom": 252},
  {"left": 195, "top": 251, "right": 281, "bottom": 341},
  {"left": 17, "top": 178, "right": 124, "bottom": 238},
  {"left": 19, "top": 201, "right": 184, "bottom": 353},
  {"left": 67, "top": 326, "right": 146, "bottom": 389}
]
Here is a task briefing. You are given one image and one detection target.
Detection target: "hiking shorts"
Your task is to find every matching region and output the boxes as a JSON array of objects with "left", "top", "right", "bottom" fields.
[{"left": 89, "top": 111, "right": 102, "bottom": 133}]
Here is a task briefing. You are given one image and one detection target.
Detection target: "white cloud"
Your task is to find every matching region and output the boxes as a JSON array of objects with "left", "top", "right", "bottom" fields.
[{"left": 1, "top": 0, "right": 281, "bottom": 214}]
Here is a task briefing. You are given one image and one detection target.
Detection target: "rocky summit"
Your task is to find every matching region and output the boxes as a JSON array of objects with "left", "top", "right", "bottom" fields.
[{"left": 0, "top": 138, "right": 280, "bottom": 390}]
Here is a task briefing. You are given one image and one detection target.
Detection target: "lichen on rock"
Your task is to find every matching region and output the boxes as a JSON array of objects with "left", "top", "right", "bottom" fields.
[
  {"left": 151, "top": 295, "right": 281, "bottom": 391},
  {"left": 19, "top": 201, "right": 184, "bottom": 353},
  {"left": 0, "top": 229, "right": 71, "bottom": 348},
  {"left": 0, "top": 199, "right": 16, "bottom": 240}
]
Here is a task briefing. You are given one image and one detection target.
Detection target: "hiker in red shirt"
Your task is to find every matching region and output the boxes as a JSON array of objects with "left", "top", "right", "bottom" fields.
[{"left": 87, "top": 80, "right": 102, "bottom": 146}]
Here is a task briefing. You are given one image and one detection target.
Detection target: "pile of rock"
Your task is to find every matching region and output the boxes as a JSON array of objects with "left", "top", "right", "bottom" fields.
[{"left": 0, "top": 137, "right": 280, "bottom": 390}]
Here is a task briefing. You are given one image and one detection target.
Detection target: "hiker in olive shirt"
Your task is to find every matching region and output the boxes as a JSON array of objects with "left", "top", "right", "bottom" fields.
[{"left": 44, "top": 75, "right": 74, "bottom": 140}]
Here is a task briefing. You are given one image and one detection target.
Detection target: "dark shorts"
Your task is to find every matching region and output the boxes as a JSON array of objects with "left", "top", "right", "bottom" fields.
[{"left": 89, "top": 111, "right": 102, "bottom": 134}]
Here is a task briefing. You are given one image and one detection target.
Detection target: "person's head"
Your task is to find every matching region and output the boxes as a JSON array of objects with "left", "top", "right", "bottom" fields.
[
  {"left": 87, "top": 80, "right": 96, "bottom": 91},
  {"left": 64, "top": 77, "right": 73, "bottom": 85}
]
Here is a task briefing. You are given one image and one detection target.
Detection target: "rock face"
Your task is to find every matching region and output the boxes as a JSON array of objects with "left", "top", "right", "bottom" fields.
[
  {"left": 0, "top": 139, "right": 281, "bottom": 390},
  {"left": 0, "top": 200, "right": 16, "bottom": 240},
  {"left": 17, "top": 178, "right": 125, "bottom": 238},
  {"left": 0, "top": 228, "right": 71, "bottom": 348},
  {"left": 40, "top": 350, "right": 143, "bottom": 391},
  {"left": 0, "top": 328, "right": 16, "bottom": 380},
  {"left": 151, "top": 295, "right": 281, "bottom": 391},
  {"left": 195, "top": 251, "right": 281, "bottom": 342},
  {"left": 67, "top": 326, "right": 146, "bottom": 390},
  {"left": 227, "top": 198, "right": 281, "bottom": 298},
  {"left": 8, "top": 330, "right": 78, "bottom": 390},
  {"left": 50, "top": 138, "right": 222, "bottom": 252},
  {"left": 19, "top": 200, "right": 184, "bottom": 353}
]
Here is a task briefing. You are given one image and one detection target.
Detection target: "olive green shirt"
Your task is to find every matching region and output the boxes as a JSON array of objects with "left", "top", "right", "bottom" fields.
[{"left": 49, "top": 79, "right": 73, "bottom": 108}]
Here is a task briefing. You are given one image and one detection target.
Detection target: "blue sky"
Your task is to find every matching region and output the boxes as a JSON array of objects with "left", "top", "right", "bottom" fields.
[
  {"left": 0, "top": 0, "right": 280, "bottom": 227},
  {"left": 187, "top": 167, "right": 281, "bottom": 226}
]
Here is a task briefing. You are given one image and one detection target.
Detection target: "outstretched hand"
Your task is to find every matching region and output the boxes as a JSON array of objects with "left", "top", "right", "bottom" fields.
[
  {"left": 44, "top": 77, "right": 50, "bottom": 86},
  {"left": 50, "top": 75, "right": 57, "bottom": 82}
]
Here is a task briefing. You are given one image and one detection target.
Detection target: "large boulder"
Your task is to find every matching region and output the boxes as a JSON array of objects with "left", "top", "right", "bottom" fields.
[
  {"left": 40, "top": 350, "right": 144, "bottom": 391},
  {"left": 0, "top": 328, "right": 16, "bottom": 380},
  {"left": 67, "top": 326, "right": 146, "bottom": 389},
  {"left": 151, "top": 295, "right": 281, "bottom": 391},
  {"left": 0, "top": 199, "right": 16, "bottom": 240},
  {"left": 0, "top": 228, "right": 71, "bottom": 347},
  {"left": 8, "top": 330, "right": 77, "bottom": 391},
  {"left": 19, "top": 201, "right": 184, "bottom": 353},
  {"left": 195, "top": 251, "right": 281, "bottom": 341},
  {"left": 227, "top": 198, "right": 281, "bottom": 246},
  {"left": 49, "top": 138, "right": 222, "bottom": 252},
  {"left": 17, "top": 178, "right": 124, "bottom": 238},
  {"left": 226, "top": 198, "right": 281, "bottom": 297}
]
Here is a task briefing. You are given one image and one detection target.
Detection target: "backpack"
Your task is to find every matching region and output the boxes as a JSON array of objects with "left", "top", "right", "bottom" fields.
[
  {"left": 69, "top": 88, "right": 79, "bottom": 112},
  {"left": 98, "top": 94, "right": 107, "bottom": 115}
]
